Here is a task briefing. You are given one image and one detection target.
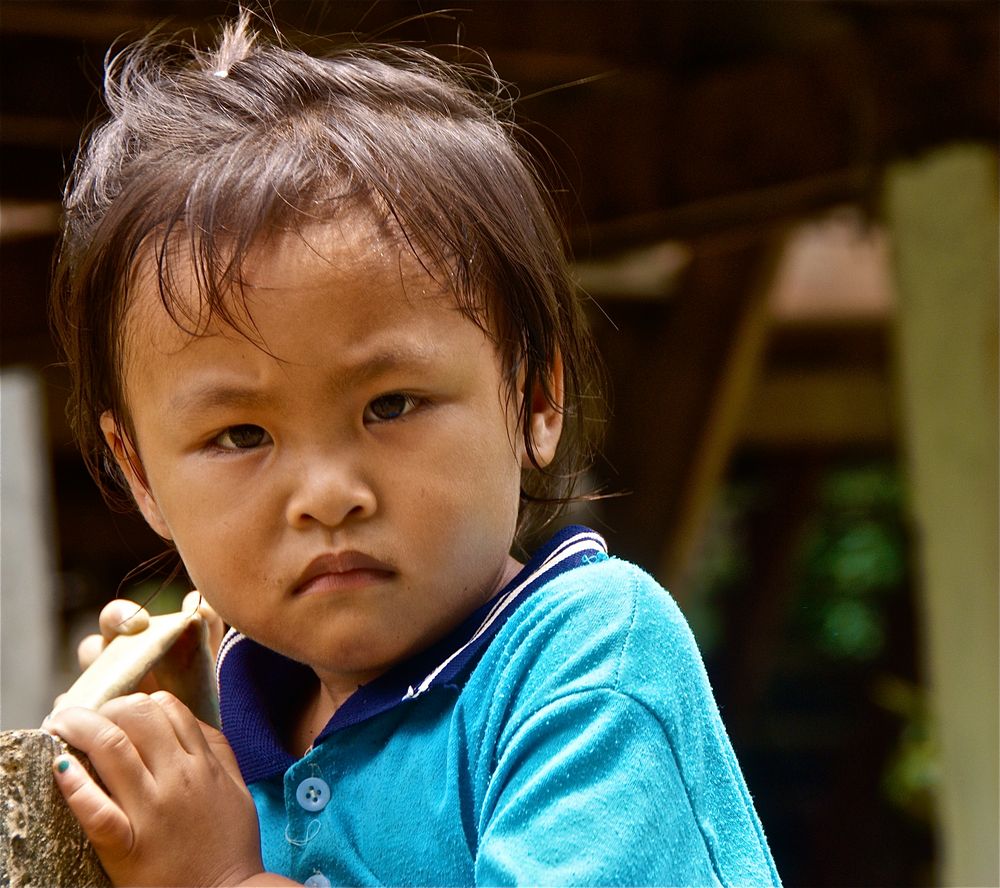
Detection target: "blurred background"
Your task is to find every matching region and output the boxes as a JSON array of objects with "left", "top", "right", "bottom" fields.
[{"left": 1, "top": 2, "right": 996, "bottom": 885}]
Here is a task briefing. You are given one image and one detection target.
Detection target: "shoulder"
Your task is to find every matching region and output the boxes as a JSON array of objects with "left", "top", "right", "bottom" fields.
[
  {"left": 507, "top": 555, "right": 687, "bottom": 640},
  {"left": 468, "top": 556, "right": 714, "bottom": 727},
  {"left": 541, "top": 555, "right": 695, "bottom": 654}
]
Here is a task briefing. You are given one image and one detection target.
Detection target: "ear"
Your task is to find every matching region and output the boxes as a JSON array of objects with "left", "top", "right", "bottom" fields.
[
  {"left": 99, "top": 411, "right": 173, "bottom": 540},
  {"left": 521, "top": 352, "right": 565, "bottom": 469}
]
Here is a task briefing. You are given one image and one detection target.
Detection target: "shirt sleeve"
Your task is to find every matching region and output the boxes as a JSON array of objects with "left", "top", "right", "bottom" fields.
[
  {"left": 469, "top": 559, "right": 780, "bottom": 887},
  {"left": 476, "top": 687, "right": 728, "bottom": 887}
]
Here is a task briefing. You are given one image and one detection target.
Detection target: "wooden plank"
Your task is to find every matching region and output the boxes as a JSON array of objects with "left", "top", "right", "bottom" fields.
[{"left": 658, "top": 239, "right": 778, "bottom": 589}]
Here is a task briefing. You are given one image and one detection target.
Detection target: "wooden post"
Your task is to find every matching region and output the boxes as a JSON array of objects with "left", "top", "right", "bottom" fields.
[
  {"left": 884, "top": 143, "right": 999, "bottom": 888},
  {"left": 0, "top": 730, "right": 110, "bottom": 887},
  {"left": 1, "top": 368, "right": 60, "bottom": 730}
]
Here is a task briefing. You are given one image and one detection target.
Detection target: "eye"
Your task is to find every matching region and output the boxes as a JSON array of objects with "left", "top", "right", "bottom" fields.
[
  {"left": 214, "top": 424, "right": 271, "bottom": 450},
  {"left": 363, "top": 393, "right": 418, "bottom": 423}
]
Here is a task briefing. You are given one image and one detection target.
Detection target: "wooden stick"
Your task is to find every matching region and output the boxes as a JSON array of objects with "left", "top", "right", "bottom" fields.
[{"left": 50, "top": 609, "right": 220, "bottom": 728}]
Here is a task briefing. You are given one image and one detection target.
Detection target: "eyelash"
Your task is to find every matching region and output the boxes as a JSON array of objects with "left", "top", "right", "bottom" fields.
[
  {"left": 211, "top": 424, "right": 272, "bottom": 451},
  {"left": 363, "top": 393, "right": 421, "bottom": 423},
  {"left": 206, "top": 393, "right": 421, "bottom": 452}
]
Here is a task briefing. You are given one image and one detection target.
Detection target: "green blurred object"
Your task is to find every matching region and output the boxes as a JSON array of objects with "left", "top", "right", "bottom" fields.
[
  {"left": 798, "top": 463, "right": 906, "bottom": 662},
  {"left": 874, "top": 675, "right": 938, "bottom": 825},
  {"left": 124, "top": 579, "right": 188, "bottom": 616}
]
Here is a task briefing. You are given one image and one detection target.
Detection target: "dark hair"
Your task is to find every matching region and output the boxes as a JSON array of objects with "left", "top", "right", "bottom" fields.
[{"left": 50, "top": 13, "right": 603, "bottom": 551}]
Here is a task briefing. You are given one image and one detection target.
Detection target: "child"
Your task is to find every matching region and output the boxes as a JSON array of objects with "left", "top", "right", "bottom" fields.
[{"left": 46, "top": 14, "right": 780, "bottom": 887}]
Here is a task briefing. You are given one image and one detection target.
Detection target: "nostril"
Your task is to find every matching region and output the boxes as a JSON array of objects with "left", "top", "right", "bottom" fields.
[{"left": 285, "top": 470, "right": 377, "bottom": 530}]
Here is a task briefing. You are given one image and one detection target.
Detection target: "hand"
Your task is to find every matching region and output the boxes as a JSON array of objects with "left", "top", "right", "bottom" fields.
[{"left": 47, "top": 691, "right": 267, "bottom": 887}]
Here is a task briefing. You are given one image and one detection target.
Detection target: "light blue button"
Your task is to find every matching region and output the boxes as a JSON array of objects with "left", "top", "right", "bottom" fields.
[
  {"left": 304, "top": 873, "right": 331, "bottom": 887},
  {"left": 295, "top": 776, "right": 331, "bottom": 812}
]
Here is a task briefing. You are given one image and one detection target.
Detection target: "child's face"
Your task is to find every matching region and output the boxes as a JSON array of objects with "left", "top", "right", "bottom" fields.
[{"left": 104, "top": 218, "right": 562, "bottom": 696}]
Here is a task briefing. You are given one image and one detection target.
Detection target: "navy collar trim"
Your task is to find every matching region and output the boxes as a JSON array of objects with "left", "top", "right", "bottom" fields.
[{"left": 217, "top": 525, "right": 608, "bottom": 784}]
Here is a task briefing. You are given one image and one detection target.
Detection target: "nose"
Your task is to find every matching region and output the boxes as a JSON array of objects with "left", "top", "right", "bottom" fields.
[{"left": 284, "top": 450, "right": 377, "bottom": 530}]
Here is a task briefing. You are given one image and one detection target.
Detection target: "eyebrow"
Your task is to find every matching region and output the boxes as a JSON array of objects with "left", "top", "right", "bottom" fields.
[
  {"left": 167, "top": 344, "right": 446, "bottom": 415},
  {"left": 331, "top": 345, "right": 442, "bottom": 393},
  {"left": 169, "top": 385, "right": 277, "bottom": 415}
]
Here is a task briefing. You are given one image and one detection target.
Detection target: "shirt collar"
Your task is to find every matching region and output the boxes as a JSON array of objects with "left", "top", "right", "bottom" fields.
[{"left": 217, "top": 525, "right": 608, "bottom": 784}]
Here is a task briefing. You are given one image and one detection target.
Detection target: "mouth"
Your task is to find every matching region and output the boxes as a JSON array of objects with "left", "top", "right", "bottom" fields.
[{"left": 293, "top": 551, "right": 396, "bottom": 597}]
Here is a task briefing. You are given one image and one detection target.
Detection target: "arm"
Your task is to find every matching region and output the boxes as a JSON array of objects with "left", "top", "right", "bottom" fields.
[
  {"left": 47, "top": 692, "right": 298, "bottom": 887},
  {"left": 471, "top": 560, "right": 780, "bottom": 887}
]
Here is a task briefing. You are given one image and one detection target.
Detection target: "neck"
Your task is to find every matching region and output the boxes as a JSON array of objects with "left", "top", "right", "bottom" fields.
[{"left": 286, "top": 675, "right": 358, "bottom": 756}]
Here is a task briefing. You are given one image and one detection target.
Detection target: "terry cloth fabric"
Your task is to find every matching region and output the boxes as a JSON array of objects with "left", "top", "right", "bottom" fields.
[{"left": 217, "top": 526, "right": 781, "bottom": 887}]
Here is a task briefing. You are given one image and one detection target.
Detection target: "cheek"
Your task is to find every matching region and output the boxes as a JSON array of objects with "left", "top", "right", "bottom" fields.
[{"left": 165, "top": 503, "right": 268, "bottom": 593}]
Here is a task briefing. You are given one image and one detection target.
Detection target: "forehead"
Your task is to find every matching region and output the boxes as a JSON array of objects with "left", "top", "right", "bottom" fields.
[{"left": 124, "top": 213, "right": 455, "bottom": 355}]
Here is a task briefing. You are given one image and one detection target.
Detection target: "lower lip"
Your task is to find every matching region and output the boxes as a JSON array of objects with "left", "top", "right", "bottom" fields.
[{"left": 296, "top": 569, "right": 394, "bottom": 597}]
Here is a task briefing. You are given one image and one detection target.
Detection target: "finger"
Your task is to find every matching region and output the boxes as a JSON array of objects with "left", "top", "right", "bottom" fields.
[
  {"left": 76, "top": 632, "right": 107, "bottom": 671},
  {"left": 183, "top": 590, "right": 226, "bottom": 658},
  {"left": 145, "top": 693, "right": 247, "bottom": 796},
  {"left": 98, "top": 693, "right": 188, "bottom": 774},
  {"left": 197, "top": 719, "right": 249, "bottom": 788},
  {"left": 46, "top": 705, "right": 155, "bottom": 809},
  {"left": 182, "top": 589, "right": 204, "bottom": 613},
  {"left": 52, "top": 753, "right": 134, "bottom": 859},
  {"left": 149, "top": 690, "right": 210, "bottom": 756},
  {"left": 98, "top": 599, "right": 150, "bottom": 642}
]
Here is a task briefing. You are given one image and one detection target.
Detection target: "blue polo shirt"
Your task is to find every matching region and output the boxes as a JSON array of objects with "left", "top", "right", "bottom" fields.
[{"left": 217, "top": 526, "right": 780, "bottom": 887}]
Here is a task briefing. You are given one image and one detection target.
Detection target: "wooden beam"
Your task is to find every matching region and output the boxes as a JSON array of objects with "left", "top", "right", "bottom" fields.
[
  {"left": 741, "top": 368, "right": 894, "bottom": 446},
  {"left": 0, "top": 200, "right": 60, "bottom": 240},
  {"left": 0, "top": 3, "right": 179, "bottom": 40},
  {"left": 594, "top": 232, "right": 778, "bottom": 593},
  {"left": 572, "top": 240, "right": 691, "bottom": 300},
  {"left": 658, "top": 239, "right": 779, "bottom": 589},
  {"left": 0, "top": 116, "right": 84, "bottom": 148},
  {"left": 574, "top": 168, "right": 873, "bottom": 253}
]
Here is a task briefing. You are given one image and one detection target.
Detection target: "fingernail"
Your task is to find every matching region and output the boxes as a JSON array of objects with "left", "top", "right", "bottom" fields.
[{"left": 55, "top": 756, "right": 71, "bottom": 774}]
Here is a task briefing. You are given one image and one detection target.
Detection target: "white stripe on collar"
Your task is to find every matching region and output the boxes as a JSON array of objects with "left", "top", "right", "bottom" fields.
[
  {"left": 403, "top": 528, "right": 608, "bottom": 700},
  {"left": 216, "top": 626, "right": 246, "bottom": 684}
]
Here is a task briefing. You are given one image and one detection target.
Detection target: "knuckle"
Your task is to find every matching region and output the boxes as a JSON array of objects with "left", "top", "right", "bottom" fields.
[
  {"left": 102, "top": 600, "right": 148, "bottom": 635},
  {"left": 76, "top": 634, "right": 105, "bottom": 667},
  {"left": 62, "top": 780, "right": 130, "bottom": 850},
  {"left": 101, "top": 693, "right": 158, "bottom": 728},
  {"left": 102, "top": 691, "right": 150, "bottom": 713},
  {"left": 182, "top": 590, "right": 203, "bottom": 611},
  {"left": 85, "top": 802, "right": 129, "bottom": 847},
  {"left": 62, "top": 772, "right": 95, "bottom": 808},
  {"left": 149, "top": 689, "right": 180, "bottom": 708},
  {"left": 92, "top": 719, "right": 134, "bottom": 756}
]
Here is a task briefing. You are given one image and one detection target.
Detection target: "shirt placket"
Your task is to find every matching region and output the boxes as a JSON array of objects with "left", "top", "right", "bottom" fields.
[{"left": 284, "top": 753, "right": 334, "bottom": 887}]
